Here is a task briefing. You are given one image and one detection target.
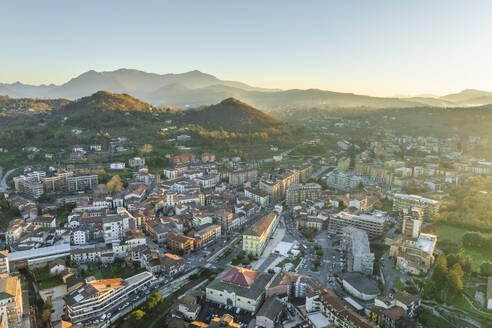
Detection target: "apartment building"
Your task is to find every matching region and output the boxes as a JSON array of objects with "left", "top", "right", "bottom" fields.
[
  {"left": 43, "top": 171, "right": 74, "bottom": 192},
  {"left": 402, "top": 208, "right": 423, "bottom": 239},
  {"left": 343, "top": 226, "right": 374, "bottom": 275},
  {"left": 260, "top": 171, "right": 300, "bottom": 202},
  {"left": 244, "top": 188, "right": 270, "bottom": 207},
  {"left": 195, "top": 174, "right": 220, "bottom": 189},
  {"left": 0, "top": 251, "right": 9, "bottom": 275},
  {"left": 326, "top": 170, "right": 362, "bottom": 192},
  {"left": 13, "top": 171, "right": 45, "bottom": 198},
  {"left": 392, "top": 193, "right": 439, "bottom": 220},
  {"left": 286, "top": 183, "right": 322, "bottom": 205},
  {"left": 243, "top": 211, "right": 279, "bottom": 256},
  {"left": 64, "top": 272, "right": 154, "bottom": 323},
  {"left": 66, "top": 175, "right": 99, "bottom": 192},
  {"left": 329, "top": 211, "right": 385, "bottom": 239},
  {"left": 167, "top": 233, "right": 195, "bottom": 254},
  {"left": 228, "top": 167, "right": 257, "bottom": 186},
  {"left": 306, "top": 289, "right": 377, "bottom": 328},
  {"left": 195, "top": 224, "right": 221, "bottom": 247}
]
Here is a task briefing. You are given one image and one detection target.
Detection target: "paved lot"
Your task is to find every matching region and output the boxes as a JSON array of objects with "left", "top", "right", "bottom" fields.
[{"left": 198, "top": 301, "right": 253, "bottom": 327}]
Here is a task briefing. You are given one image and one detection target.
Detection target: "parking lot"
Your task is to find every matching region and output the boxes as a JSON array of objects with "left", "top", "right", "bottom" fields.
[{"left": 198, "top": 301, "right": 254, "bottom": 327}]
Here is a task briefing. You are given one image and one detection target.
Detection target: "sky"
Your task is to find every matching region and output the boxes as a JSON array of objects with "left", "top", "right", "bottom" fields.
[{"left": 1, "top": 0, "right": 491, "bottom": 97}]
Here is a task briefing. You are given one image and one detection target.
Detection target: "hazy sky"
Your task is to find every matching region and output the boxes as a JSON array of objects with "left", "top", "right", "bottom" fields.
[{"left": 1, "top": 1, "right": 491, "bottom": 96}]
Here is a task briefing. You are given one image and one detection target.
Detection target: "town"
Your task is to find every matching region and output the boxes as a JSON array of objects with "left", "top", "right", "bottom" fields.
[{"left": 0, "top": 115, "right": 491, "bottom": 328}]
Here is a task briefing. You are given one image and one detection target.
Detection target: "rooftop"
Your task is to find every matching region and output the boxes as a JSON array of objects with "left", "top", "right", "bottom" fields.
[
  {"left": 221, "top": 266, "right": 260, "bottom": 287},
  {"left": 341, "top": 272, "right": 380, "bottom": 297}
]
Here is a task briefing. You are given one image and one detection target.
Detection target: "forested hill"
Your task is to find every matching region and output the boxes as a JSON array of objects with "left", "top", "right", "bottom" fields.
[
  {"left": 182, "top": 97, "right": 287, "bottom": 133},
  {"left": 0, "top": 95, "right": 69, "bottom": 116},
  {"left": 61, "top": 91, "right": 153, "bottom": 114}
]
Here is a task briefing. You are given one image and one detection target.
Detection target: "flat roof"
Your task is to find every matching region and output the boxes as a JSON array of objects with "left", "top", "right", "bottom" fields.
[
  {"left": 417, "top": 234, "right": 437, "bottom": 254},
  {"left": 8, "top": 244, "right": 71, "bottom": 262},
  {"left": 342, "top": 272, "right": 380, "bottom": 296},
  {"left": 306, "top": 312, "right": 333, "bottom": 328}
]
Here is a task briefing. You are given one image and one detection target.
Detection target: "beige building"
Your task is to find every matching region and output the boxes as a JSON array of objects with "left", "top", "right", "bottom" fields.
[
  {"left": 243, "top": 211, "right": 279, "bottom": 256},
  {"left": 390, "top": 233, "right": 437, "bottom": 275},
  {"left": 286, "top": 183, "right": 322, "bottom": 205},
  {"left": 228, "top": 168, "right": 257, "bottom": 186},
  {"left": 392, "top": 193, "right": 439, "bottom": 220},
  {"left": 206, "top": 266, "right": 273, "bottom": 312},
  {"left": 0, "top": 276, "right": 23, "bottom": 328}
]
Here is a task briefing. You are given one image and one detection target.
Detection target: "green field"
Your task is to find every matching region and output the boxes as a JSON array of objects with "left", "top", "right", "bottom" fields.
[
  {"left": 435, "top": 224, "right": 470, "bottom": 241},
  {"left": 434, "top": 223, "right": 491, "bottom": 271}
]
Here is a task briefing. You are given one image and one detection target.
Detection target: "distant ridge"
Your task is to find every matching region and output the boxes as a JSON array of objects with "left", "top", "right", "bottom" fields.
[{"left": 1, "top": 69, "right": 491, "bottom": 109}]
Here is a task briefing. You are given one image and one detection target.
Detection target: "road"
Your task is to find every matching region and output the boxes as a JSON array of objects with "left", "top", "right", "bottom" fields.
[{"left": 0, "top": 166, "right": 19, "bottom": 192}]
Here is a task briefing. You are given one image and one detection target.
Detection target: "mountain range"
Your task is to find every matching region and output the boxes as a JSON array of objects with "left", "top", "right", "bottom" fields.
[{"left": 1, "top": 69, "right": 492, "bottom": 109}]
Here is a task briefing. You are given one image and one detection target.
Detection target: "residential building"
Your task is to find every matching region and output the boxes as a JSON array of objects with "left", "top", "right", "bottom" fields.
[
  {"left": 160, "top": 253, "right": 185, "bottom": 276},
  {"left": 13, "top": 171, "right": 45, "bottom": 198},
  {"left": 390, "top": 233, "right": 437, "bottom": 275},
  {"left": 33, "top": 214, "right": 57, "bottom": 228},
  {"left": 255, "top": 297, "right": 283, "bottom": 328},
  {"left": 326, "top": 170, "right": 362, "bottom": 192},
  {"left": 167, "top": 233, "right": 195, "bottom": 254},
  {"left": 244, "top": 188, "right": 269, "bottom": 207},
  {"left": 259, "top": 171, "right": 300, "bottom": 201},
  {"left": 374, "top": 291, "right": 421, "bottom": 318},
  {"left": 0, "top": 251, "right": 9, "bottom": 275},
  {"left": 206, "top": 266, "right": 273, "bottom": 312},
  {"left": 0, "top": 276, "right": 23, "bottom": 328},
  {"left": 216, "top": 210, "right": 236, "bottom": 232},
  {"left": 178, "top": 295, "right": 201, "bottom": 321},
  {"left": 286, "top": 183, "right": 322, "bottom": 205},
  {"left": 343, "top": 226, "right": 375, "bottom": 275},
  {"left": 173, "top": 153, "right": 196, "bottom": 165},
  {"left": 306, "top": 289, "right": 377, "bottom": 328},
  {"left": 201, "top": 152, "right": 216, "bottom": 163},
  {"left": 392, "top": 194, "right": 439, "bottom": 220},
  {"left": 329, "top": 211, "right": 385, "bottom": 239},
  {"left": 66, "top": 175, "right": 98, "bottom": 192},
  {"left": 337, "top": 157, "right": 351, "bottom": 172},
  {"left": 243, "top": 211, "right": 279, "bottom": 256},
  {"left": 128, "top": 157, "right": 145, "bottom": 168},
  {"left": 195, "top": 224, "right": 221, "bottom": 247},
  {"left": 64, "top": 272, "right": 154, "bottom": 323},
  {"left": 228, "top": 168, "right": 257, "bottom": 186},
  {"left": 402, "top": 208, "right": 423, "bottom": 239},
  {"left": 195, "top": 174, "right": 220, "bottom": 189}
]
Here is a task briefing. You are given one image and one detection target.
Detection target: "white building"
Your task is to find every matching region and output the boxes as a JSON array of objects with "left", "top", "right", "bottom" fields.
[{"left": 64, "top": 271, "right": 155, "bottom": 323}]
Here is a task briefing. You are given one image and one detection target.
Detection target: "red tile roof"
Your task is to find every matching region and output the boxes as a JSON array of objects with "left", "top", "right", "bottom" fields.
[{"left": 221, "top": 266, "right": 260, "bottom": 287}]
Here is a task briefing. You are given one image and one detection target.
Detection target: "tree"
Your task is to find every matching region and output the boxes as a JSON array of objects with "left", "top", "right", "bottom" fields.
[
  {"left": 147, "top": 291, "right": 164, "bottom": 310},
  {"left": 131, "top": 309, "right": 146, "bottom": 321},
  {"left": 106, "top": 175, "right": 123, "bottom": 194},
  {"left": 41, "top": 298, "right": 53, "bottom": 324},
  {"left": 432, "top": 254, "right": 448, "bottom": 284},
  {"left": 447, "top": 263, "right": 464, "bottom": 295},
  {"left": 463, "top": 256, "right": 472, "bottom": 273}
]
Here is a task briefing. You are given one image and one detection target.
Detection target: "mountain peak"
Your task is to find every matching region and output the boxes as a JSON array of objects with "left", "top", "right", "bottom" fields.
[{"left": 220, "top": 97, "right": 244, "bottom": 105}]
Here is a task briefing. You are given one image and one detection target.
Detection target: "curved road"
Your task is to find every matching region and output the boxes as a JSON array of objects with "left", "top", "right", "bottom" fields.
[{"left": 0, "top": 167, "right": 19, "bottom": 193}]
